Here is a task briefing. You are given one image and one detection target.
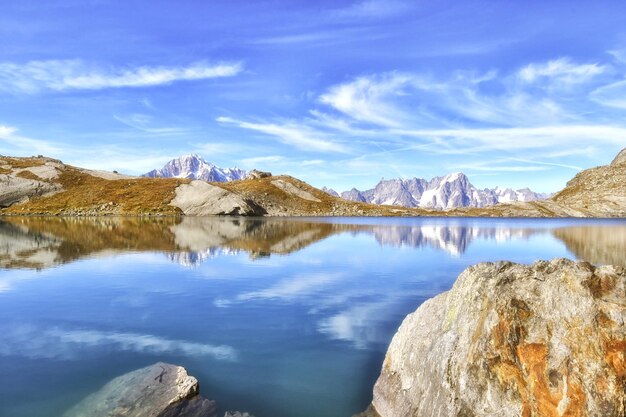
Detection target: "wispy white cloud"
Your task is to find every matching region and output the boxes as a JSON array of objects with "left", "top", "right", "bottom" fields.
[
  {"left": 517, "top": 57, "right": 607, "bottom": 85},
  {"left": 239, "top": 155, "right": 286, "bottom": 166},
  {"left": 113, "top": 113, "right": 190, "bottom": 135},
  {"left": 0, "top": 124, "right": 62, "bottom": 155},
  {"left": 453, "top": 164, "right": 549, "bottom": 173},
  {"left": 216, "top": 116, "right": 348, "bottom": 153},
  {"left": 251, "top": 29, "right": 372, "bottom": 46},
  {"left": 319, "top": 72, "right": 415, "bottom": 127},
  {"left": 590, "top": 80, "right": 626, "bottom": 109},
  {"left": 0, "top": 60, "right": 243, "bottom": 93},
  {"left": 329, "top": 0, "right": 413, "bottom": 20},
  {"left": 214, "top": 54, "right": 626, "bottom": 185},
  {"left": 302, "top": 159, "right": 324, "bottom": 166},
  {"left": 392, "top": 125, "right": 626, "bottom": 151}
]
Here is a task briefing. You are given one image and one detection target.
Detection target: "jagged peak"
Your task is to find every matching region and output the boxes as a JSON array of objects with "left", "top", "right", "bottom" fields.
[{"left": 442, "top": 172, "right": 467, "bottom": 182}]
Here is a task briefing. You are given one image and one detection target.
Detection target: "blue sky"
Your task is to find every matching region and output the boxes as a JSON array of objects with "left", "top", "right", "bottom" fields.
[{"left": 1, "top": 0, "right": 626, "bottom": 193}]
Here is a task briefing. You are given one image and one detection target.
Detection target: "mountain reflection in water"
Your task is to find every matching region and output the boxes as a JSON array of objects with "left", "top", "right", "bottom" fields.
[
  {"left": 1, "top": 216, "right": 625, "bottom": 269},
  {"left": 1, "top": 216, "right": 626, "bottom": 417}
]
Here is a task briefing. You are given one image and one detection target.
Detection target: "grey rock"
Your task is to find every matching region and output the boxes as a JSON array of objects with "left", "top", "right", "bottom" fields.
[
  {"left": 223, "top": 412, "right": 255, "bottom": 417},
  {"left": 0, "top": 172, "right": 61, "bottom": 208},
  {"left": 367, "top": 259, "right": 626, "bottom": 417},
  {"left": 170, "top": 180, "right": 265, "bottom": 216},
  {"left": 64, "top": 362, "right": 217, "bottom": 417},
  {"left": 247, "top": 169, "right": 272, "bottom": 179},
  {"left": 271, "top": 179, "right": 321, "bottom": 202}
]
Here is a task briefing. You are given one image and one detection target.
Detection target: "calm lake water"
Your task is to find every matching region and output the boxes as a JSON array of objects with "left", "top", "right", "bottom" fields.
[{"left": 1, "top": 216, "right": 625, "bottom": 417}]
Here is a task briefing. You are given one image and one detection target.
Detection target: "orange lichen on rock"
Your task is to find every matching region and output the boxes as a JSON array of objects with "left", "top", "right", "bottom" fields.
[
  {"left": 605, "top": 339, "right": 626, "bottom": 378},
  {"left": 516, "top": 343, "right": 585, "bottom": 417}
]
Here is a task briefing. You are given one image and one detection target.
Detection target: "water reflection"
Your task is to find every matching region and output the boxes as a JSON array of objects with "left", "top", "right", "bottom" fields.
[
  {"left": 2, "top": 216, "right": 626, "bottom": 417},
  {"left": 553, "top": 226, "right": 626, "bottom": 267},
  {"left": 1, "top": 217, "right": 625, "bottom": 269}
]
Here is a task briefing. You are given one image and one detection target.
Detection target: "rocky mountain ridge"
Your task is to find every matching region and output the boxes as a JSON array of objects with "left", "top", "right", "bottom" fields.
[
  {"left": 1, "top": 147, "right": 625, "bottom": 217},
  {"left": 329, "top": 172, "right": 549, "bottom": 209},
  {"left": 144, "top": 154, "right": 247, "bottom": 182}
]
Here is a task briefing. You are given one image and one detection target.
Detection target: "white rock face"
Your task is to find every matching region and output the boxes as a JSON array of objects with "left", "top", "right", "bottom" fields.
[
  {"left": 271, "top": 179, "right": 321, "bottom": 202},
  {"left": 170, "top": 181, "right": 263, "bottom": 216},
  {"left": 0, "top": 171, "right": 62, "bottom": 208},
  {"left": 341, "top": 173, "right": 548, "bottom": 209},
  {"left": 144, "top": 154, "right": 247, "bottom": 182},
  {"left": 366, "top": 259, "right": 626, "bottom": 417}
]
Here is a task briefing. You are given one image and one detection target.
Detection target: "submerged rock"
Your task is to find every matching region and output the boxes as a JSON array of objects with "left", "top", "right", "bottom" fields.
[
  {"left": 64, "top": 362, "right": 217, "bottom": 417},
  {"left": 366, "top": 259, "right": 626, "bottom": 417}
]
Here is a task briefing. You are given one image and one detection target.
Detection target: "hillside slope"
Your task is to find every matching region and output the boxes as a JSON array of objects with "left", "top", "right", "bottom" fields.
[
  {"left": 0, "top": 156, "right": 425, "bottom": 216},
  {"left": 1, "top": 148, "right": 625, "bottom": 217},
  {"left": 451, "top": 148, "right": 626, "bottom": 218}
]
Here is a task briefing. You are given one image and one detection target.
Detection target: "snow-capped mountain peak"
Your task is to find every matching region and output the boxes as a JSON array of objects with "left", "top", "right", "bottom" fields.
[
  {"left": 143, "top": 154, "right": 247, "bottom": 182},
  {"left": 338, "top": 173, "right": 549, "bottom": 210}
]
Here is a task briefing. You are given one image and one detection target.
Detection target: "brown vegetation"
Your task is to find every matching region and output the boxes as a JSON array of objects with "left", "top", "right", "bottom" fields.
[
  {"left": 15, "top": 170, "right": 44, "bottom": 181},
  {"left": 3, "top": 165, "right": 188, "bottom": 215}
]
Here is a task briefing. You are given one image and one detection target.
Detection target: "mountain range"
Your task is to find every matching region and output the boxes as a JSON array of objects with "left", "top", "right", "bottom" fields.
[
  {"left": 325, "top": 173, "right": 550, "bottom": 209},
  {"left": 1, "top": 148, "right": 624, "bottom": 218},
  {"left": 146, "top": 155, "right": 549, "bottom": 210},
  {"left": 143, "top": 154, "right": 247, "bottom": 182}
]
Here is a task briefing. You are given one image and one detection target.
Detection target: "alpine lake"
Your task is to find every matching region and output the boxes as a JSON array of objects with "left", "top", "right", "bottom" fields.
[{"left": 1, "top": 216, "right": 625, "bottom": 417}]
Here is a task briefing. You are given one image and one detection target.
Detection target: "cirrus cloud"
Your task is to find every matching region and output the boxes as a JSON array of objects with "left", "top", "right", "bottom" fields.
[{"left": 0, "top": 59, "right": 243, "bottom": 93}]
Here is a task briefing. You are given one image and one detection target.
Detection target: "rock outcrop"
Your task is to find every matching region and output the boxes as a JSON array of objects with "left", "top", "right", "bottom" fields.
[
  {"left": 366, "top": 259, "right": 626, "bottom": 417},
  {"left": 63, "top": 362, "right": 218, "bottom": 417},
  {"left": 0, "top": 159, "right": 62, "bottom": 207},
  {"left": 170, "top": 180, "right": 265, "bottom": 216},
  {"left": 247, "top": 169, "right": 271, "bottom": 179},
  {"left": 548, "top": 147, "right": 626, "bottom": 217}
]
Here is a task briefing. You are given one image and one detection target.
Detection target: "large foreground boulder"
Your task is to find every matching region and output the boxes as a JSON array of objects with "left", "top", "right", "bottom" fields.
[
  {"left": 63, "top": 362, "right": 217, "bottom": 417},
  {"left": 366, "top": 259, "right": 625, "bottom": 417}
]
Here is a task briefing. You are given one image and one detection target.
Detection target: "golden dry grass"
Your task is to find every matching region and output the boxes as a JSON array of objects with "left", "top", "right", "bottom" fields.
[
  {"left": 15, "top": 170, "right": 44, "bottom": 181},
  {"left": 218, "top": 175, "right": 422, "bottom": 216},
  {"left": 0, "top": 157, "right": 46, "bottom": 169},
  {"left": 3, "top": 167, "right": 189, "bottom": 215}
]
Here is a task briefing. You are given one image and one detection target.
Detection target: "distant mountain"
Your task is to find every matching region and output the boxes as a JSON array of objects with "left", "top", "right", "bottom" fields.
[
  {"left": 321, "top": 187, "right": 340, "bottom": 197},
  {"left": 338, "top": 173, "right": 549, "bottom": 209},
  {"left": 143, "top": 154, "right": 247, "bottom": 182}
]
